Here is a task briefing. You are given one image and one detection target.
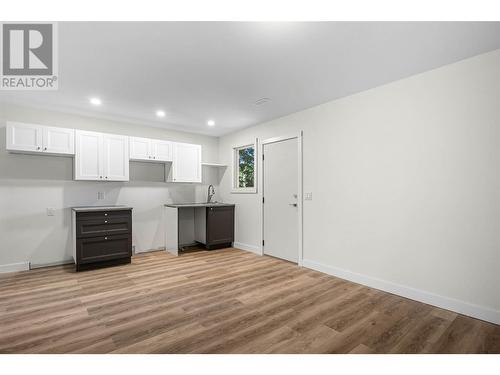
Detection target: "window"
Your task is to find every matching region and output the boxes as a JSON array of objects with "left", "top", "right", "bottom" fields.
[{"left": 232, "top": 141, "right": 257, "bottom": 193}]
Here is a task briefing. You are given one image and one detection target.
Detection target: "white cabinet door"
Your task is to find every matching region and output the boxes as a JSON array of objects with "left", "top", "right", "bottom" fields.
[
  {"left": 75, "top": 130, "right": 103, "bottom": 180},
  {"left": 172, "top": 142, "right": 201, "bottom": 183},
  {"left": 129, "top": 137, "right": 152, "bottom": 161},
  {"left": 153, "top": 140, "right": 172, "bottom": 161},
  {"left": 43, "top": 126, "right": 75, "bottom": 155},
  {"left": 6, "top": 122, "right": 42, "bottom": 152},
  {"left": 103, "top": 134, "right": 129, "bottom": 181}
]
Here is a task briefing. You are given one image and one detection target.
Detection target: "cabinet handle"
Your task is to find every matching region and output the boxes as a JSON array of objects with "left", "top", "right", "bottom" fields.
[
  {"left": 104, "top": 213, "right": 108, "bottom": 216},
  {"left": 37, "top": 146, "right": 41, "bottom": 150},
  {"left": 105, "top": 176, "right": 108, "bottom": 179},
  {"left": 104, "top": 237, "right": 108, "bottom": 240},
  {"left": 104, "top": 220, "right": 108, "bottom": 223},
  {"left": 44, "top": 147, "right": 47, "bottom": 151}
]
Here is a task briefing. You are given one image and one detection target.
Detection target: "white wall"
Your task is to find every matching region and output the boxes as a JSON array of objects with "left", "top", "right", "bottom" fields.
[
  {"left": 0, "top": 103, "right": 223, "bottom": 269},
  {"left": 219, "top": 49, "right": 500, "bottom": 323}
]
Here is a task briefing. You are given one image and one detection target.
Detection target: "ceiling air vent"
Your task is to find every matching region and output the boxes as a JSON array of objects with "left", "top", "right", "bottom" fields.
[{"left": 254, "top": 97, "right": 271, "bottom": 106}]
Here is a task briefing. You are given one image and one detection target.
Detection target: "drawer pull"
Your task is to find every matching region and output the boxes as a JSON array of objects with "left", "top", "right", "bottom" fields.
[
  {"left": 104, "top": 213, "right": 108, "bottom": 216},
  {"left": 104, "top": 237, "right": 108, "bottom": 240},
  {"left": 104, "top": 220, "right": 108, "bottom": 223}
]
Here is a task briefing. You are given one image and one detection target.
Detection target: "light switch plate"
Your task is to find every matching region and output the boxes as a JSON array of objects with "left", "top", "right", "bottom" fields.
[
  {"left": 304, "top": 192, "right": 313, "bottom": 201},
  {"left": 46, "top": 208, "right": 55, "bottom": 216}
]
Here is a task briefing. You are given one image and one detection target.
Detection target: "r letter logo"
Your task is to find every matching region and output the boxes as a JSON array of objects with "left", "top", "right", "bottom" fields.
[{"left": 1, "top": 22, "right": 58, "bottom": 90}]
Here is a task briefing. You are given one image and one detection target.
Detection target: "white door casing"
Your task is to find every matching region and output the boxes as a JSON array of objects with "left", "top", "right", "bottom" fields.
[{"left": 261, "top": 133, "right": 303, "bottom": 264}]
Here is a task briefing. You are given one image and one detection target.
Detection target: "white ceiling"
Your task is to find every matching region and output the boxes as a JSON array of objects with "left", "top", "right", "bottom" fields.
[{"left": 2, "top": 22, "right": 500, "bottom": 136}]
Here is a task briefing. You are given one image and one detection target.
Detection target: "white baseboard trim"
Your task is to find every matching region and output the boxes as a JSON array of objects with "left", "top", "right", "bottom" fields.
[
  {"left": 134, "top": 246, "right": 166, "bottom": 254},
  {"left": 233, "top": 242, "right": 262, "bottom": 255},
  {"left": 30, "top": 259, "right": 74, "bottom": 269},
  {"left": 302, "top": 259, "right": 500, "bottom": 325},
  {"left": 0, "top": 261, "right": 30, "bottom": 274}
]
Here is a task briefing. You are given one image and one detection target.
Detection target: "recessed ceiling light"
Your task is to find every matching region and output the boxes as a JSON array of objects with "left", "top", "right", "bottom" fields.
[
  {"left": 156, "top": 110, "right": 166, "bottom": 118},
  {"left": 89, "top": 97, "right": 102, "bottom": 106},
  {"left": 207, "top": 120, "right": 215, "bottom": 127}
]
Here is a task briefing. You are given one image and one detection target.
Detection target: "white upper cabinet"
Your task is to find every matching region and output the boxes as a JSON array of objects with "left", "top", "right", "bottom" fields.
[
  {"left": 75, "top": 130, "right": 129, "bottom": 181},
  {"left": 6, "top": 122, "right": 74, "bottom": 155},
  {"left": 103, "top": 134, "right": 129, "bottom": 181},
  {"left": 6, "top": 122, "right": 42, "bottom": 152},
  {"left": 171, "top": 142, "right": 202, "bottom": 183},
  {"left": 153, "top": 140, "right": 173, "bottom": 162},
  {"left": 43, "top": 126, "right": 75, "bottom": 154},
  {"left": 7, "top": 122, "right": 203, "bottom": 183},
  {"left": 129, "top": 136, "right": 172, "bottom": 162},
  {"left": 75, "top": 130, "right": 103, "bottom": 180},
  {"left": 129, "top": 137, "right": 152, "bottom": 161}
]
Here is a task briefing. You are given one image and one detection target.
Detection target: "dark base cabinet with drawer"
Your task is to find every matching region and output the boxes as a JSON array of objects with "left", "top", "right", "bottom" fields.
[{"left": 72, "top": 206, "right": 133, "bottom": 271}]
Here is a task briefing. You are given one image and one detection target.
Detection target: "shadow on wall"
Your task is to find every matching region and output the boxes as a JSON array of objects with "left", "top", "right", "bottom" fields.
[{"left": 0, "top": 125, "right": 73, "bottom": 180}]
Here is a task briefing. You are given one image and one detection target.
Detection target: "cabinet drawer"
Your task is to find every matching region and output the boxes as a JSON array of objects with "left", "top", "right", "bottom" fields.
[
  {"left": 77, "top": 210, "right": 131, "bottom": 221},
  {"left": 77, "top": 234, "right": 131, "bottom": 264},
  {"left": 76, "top": 217, "right": 131, "bottom": 238}
]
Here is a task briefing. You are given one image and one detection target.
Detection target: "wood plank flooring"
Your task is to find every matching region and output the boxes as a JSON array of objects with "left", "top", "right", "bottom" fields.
[{"left": 0, "top": 248, "right": 498, "bottom": 354}]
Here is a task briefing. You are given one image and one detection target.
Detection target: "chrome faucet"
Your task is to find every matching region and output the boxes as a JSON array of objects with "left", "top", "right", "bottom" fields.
[{"left": 207, "top": 184, "right": 215, "bottom": 203}]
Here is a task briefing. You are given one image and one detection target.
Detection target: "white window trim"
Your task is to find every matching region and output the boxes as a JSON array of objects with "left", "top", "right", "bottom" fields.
[{"left": 231, "top": 139, "right": 258, "bottom": 194}]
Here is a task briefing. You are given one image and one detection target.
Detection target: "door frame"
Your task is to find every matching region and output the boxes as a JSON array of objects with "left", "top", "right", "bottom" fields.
[{"left": 259, "top": 131, "right": 303, "bottom": 266}]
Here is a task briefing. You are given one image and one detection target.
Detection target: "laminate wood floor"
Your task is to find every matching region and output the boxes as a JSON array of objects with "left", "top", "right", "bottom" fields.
[{"left": 0, "top": 248, "right": 499, "bottom": 354}]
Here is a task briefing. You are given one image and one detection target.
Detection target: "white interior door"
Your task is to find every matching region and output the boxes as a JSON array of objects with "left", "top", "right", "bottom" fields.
[
  {"left": 263, "top": 137, "right": 299, "bottom": 263},
  {"left": 103, "top": 134, "right": 129, "bottom": 181}
]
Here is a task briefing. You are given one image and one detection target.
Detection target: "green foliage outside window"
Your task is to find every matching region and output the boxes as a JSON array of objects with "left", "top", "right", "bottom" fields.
[{"left": 238, "top": 146, "right": 255, "bottom": 188}]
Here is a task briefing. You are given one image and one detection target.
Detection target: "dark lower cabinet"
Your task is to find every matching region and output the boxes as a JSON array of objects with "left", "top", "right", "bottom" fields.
[
  {"left": 206, "top": 206, "right": 234, "bottom": 249},
  {"left": 72, "top": 208, "right": 132, "bottom": 271}
]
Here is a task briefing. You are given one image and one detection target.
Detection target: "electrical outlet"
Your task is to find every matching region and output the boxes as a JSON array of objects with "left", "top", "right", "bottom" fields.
[
  {"left": 97, "top": 191, "right": 105, "bottom": 200},
  {"left": 304, "top": 192, "right": 313, "bottom": 201},
  {"left": 46, "top": 207, "right": 55, "bottom": 216}
]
